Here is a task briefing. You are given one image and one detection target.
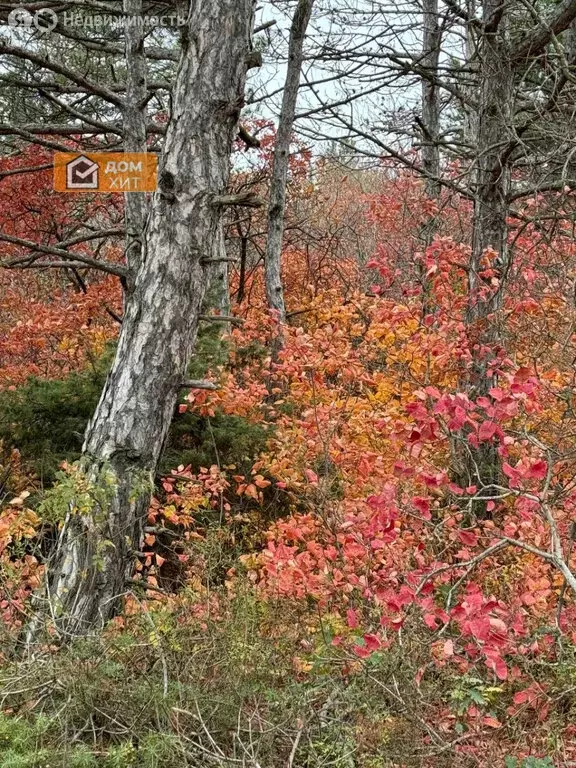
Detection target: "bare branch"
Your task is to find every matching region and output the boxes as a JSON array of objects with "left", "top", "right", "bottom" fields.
[
  {"left": 0, "top": 233, "right": 127, "bottom": 278},
  {"left": 512, "top": 0, "right": 576, "bottom": 63},
  {"left": 213, "top": 192, "right": 265, "bottom": 208},
  {"left": 0, "top": 43, "right": 125, "bottom": 107},
  {"left": 179, "top": 380, "right": 220, "bottom": 391}
]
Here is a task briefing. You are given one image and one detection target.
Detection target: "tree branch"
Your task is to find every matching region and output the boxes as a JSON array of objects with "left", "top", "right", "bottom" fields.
[
  {"left": 0, "top": 43, "right": 125, "bottom": 106},
  {"left": 512, "top": 0, "right": 576, "bottom": 62},
  {"left": 0, "top": 233, "right": 127, "bottom": 278}
]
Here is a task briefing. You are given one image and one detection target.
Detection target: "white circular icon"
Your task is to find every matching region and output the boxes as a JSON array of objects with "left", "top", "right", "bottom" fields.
[
  {"left": 7, "top": 7, "right": 58, "bottom": 32},
  {"left": 7, "top": 8, "right": 33, "bottom": 28}
]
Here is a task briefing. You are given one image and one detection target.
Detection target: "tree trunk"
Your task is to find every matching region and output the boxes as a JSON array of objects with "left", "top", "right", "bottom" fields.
[
  {"left": 206, "top": 226, "right": 232, "bottom": 317},
  {"left": 236, "top": 221, "right": 248, "bottom": 305},
  {"left": 29, "top": 0, "right": 256, "bottom": 640},
  {"left": 421, "top": 0, "right": 441, "bottom": 204},
  {"left": 123, "top": 0, "right": 149, "bottom": 286},
  {"left": 463, "top": 0, "right": 479, "bottom": 145},
  {"left": 467, "top": 0, "right": 513, "bottom": 364},
  {"left": 457, "top": 0, "right": 513, "bottom": 502},
  {"left": 419, "top": 0, "right": 441, "bottom": 313},
  {"left": 265, "top": 0, "right": 315, "bottom": 324},
  {"left": 455, "top": 0, "right": 576, "bottom": 500}
]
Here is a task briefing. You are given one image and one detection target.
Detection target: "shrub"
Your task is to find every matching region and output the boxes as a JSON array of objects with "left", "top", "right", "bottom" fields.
[
  {"left": 0, "top": 365, "right": 108, "bottom": 486},
  {"left": 0, "top": 332, "right": 271, "bottom": 489}
]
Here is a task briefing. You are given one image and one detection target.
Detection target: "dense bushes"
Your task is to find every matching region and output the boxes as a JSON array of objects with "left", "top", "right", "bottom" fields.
[
  {"left": 0, "top": 364, "right": 109, "bottom": 486},
  {"left": 0, "top": 330, "right": 270, "bottom": 487},
  {"left": 0, "top": 576, "right": 568, "bottom": 767}
]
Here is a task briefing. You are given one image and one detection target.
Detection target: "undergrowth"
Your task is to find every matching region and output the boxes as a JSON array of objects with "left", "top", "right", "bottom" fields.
[{"left": 0, "top": 576, "right": 571, "bottom": 767}]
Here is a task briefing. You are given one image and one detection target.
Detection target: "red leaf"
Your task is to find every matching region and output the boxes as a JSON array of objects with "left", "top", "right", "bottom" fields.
[
  {"left": 363, "top": 633, "right": 381, "bottom": 652},
  {"left": 478, "top": 420, "right": 497, "bottom": 441},
  {"left": 304, "top": 468, "right": 319, "bottom": 485},
  {"left": 521, "top": 592, "right": 536, "bottom": 606},
  {"left": 458, "top": 530, "right": 478, "bottom": 547},
  {"left": 526, "top": 460, "right": 547, "bottom": 480},
  {"left": 412, "top": 496, "right": 431, "bottom": 519},
  {"left": 424, "top": 613, "right": 439, "bottom": 630},
  {"left": 487, "top": 655, "right": 508, "bottom": 680},
  {"left": 513, "top": 366, "right": 532, "bottom": 384},
  {"left": 469, "top": 617, "right": 490, "bottom": 641},
  {"left": 513, "top": 689, "right": 534, "bottom": 705},
  {"left": 482, "top": 716, "right": 502, "bottom": 729},
  {"left": 503, "top": 462, "right": 521, "bottom": 486}
]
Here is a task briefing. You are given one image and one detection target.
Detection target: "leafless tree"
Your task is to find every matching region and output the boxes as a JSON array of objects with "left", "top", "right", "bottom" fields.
[{"left": 265, "top": 0, "right": 315, "bottom": 323}]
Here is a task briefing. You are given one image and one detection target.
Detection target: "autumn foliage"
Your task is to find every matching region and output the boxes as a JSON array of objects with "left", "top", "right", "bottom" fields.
[{"left": 2, "top": 146, "right": 576, "bottom": 764}]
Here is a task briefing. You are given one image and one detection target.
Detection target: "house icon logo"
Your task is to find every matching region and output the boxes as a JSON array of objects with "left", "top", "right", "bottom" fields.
[
  {"left": 54, "top": 152, "right": 158, "bottom": 194},
  {"left": 66, "top": 155, "right": 99, "bottom": 189}
]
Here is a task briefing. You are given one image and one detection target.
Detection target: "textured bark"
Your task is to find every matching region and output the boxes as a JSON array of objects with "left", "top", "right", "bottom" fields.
[
  {"left": 463, "top": 0, "right": 478, "bottom": 145},
  {"left": 419, "top": 0, "right": 441, "bottom": 312},
  {"left": 456, "top": 0, "right": 576, "bottom": 501},
  {"left": 468, "top": 0, "right": 513, "bottom": 333},
  {"left": 512, "top": 0, "right": 576, "bottom": 63},
  {"left": 457, "top": 0, "right": 513, "bottom": 503},
  {"left": 421, "top": 0, "right": 441, "bottom": 203},
  {"left": 211, "top": 228, "right": 232, "bottom": 317},
  {"left": 31, "top": 0, "right": 255, "bottom": 640},
  {"left": 123, "top": 0, "right": 149, "bottom": 284},
  {"left": 265, "top": 0, "right": 315, "bottom": 324}
]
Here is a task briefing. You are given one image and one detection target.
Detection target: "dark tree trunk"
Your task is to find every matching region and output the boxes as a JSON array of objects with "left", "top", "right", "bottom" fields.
[
  {"left": 468, "top": 0, "right": 512, "bottom": 328},
  {"left": 419, "top": 0, "right": 441, "bottom": 314},
  {"left": 28, "top": 0, "right": 256, "bottom": 641},
  {"left": 236, "top": 224, "right": 248, "bottom": 305},
  {"left": 463, "top": 0, "right": 479, "bottom": 145},
  {"left": 456, "top": 0, "right": 513, "bottom": 503},
  {"left": 421, "top": 0, "right": 441, "bottom": 205},
  {"left": 455, "top": 0, "right": 576, "bottom": 501}
]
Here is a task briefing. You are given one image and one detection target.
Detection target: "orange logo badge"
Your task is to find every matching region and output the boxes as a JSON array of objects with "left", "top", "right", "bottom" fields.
[{"left": 54, "top": 152, "right": 158, "bottom": 193}]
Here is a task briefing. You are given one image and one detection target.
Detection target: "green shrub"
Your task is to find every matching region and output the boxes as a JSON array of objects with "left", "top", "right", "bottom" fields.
[
  {"left": 0, "top": 331, "right": 271, "bottom": 489},
  {"left": 161, "top": 411, "right": 271, "bottom": 476},
  {"left": 0, "top": 588, "right": 454, "bottom": 768},
  {"left": 0, "top": 364, "right": 109, "bottom": 486},
  {"left": 505, "top": 758, "right": 554, "bottom": 768},
  {"left": 0, "top": 714, "right": 98, "bottom": 768},
  {"left": 0, "top": 583, "right": 574, "bottom": 767}
]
